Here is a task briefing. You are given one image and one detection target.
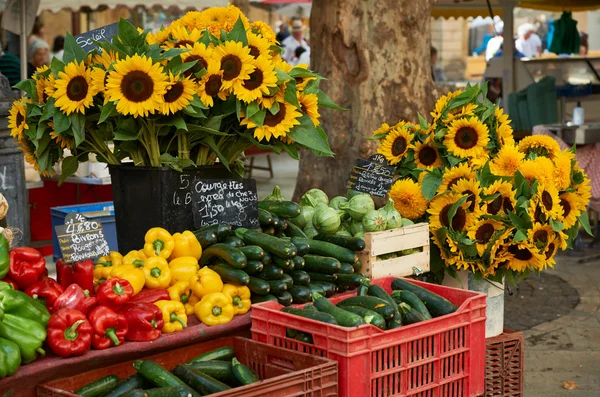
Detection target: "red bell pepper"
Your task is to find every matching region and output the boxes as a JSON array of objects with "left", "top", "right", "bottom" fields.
[
  {"left": 46, "top": 308, "right": 93, "bottom": 358},
  {"left": 52, "top": 284, "right": 97, "bottom": 315},
  {"left": 88, "top": 306, "right": 128, "bottom": 349},
  {"left": 97, "top": 279, "right": 133, "bottom": 312},
  {"left": 8, "top": 247, "right": 46, "bottom": 289},
  {"left": 129, "top": 289, "right": 170, "bottom": 305},
  {"left": 56, "top": 259, "right": 95, "bottom": 294},
  {"left": 24, "top": 277, "right": 64, "bottom": 308},
  {"left": 120, "top": 303, "right": 164, "bottom": 342}
]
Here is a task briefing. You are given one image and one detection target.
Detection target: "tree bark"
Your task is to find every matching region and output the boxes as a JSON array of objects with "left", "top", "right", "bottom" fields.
[
  {"left": 293, "top": 0, "right": 436, "bottom": 200},
  {"left": 231, "top": 0, "right": 250, "bottom": 15}
]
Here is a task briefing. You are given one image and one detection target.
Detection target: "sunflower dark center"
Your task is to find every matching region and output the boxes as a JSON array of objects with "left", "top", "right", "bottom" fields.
[
  {"left": 487, "top": 196, "right": 503, "bottom": 215},
  {"left": 439, "top": 204, "right": 467, "bottom": 231},
  {"left": 295, "top": 77, "right": 304, "bottom": 85},
  {"left": 464, "top": 190, "right": 476, "bottom": 212},
  {"left": 541, "top": 191, "right": 553, "bottom": 211},
  {"left": 560, "top": 198, "right": 571, "bottom": 217},
  {"left": 533, "top": 230, "right": 549, "bottom": 244},
  {"left": 508, "top": 245, "right": 533, "bottom": 261},
  {"left": 419, "top": 145, "right": 438, "bottom": 166},
  {"left": 391, "top": 136, "right": 408, "bottom": 156},
  {"left": 66, "top": 75, "right": 89, "bottom": 101},
  {"left": 243, "top": 69, "right": 264, "bottom": 90},
  {"left": 205, "top": 75, "right": 222, "bottom": 96},
  {"left": 164, "top": 82, "right": 184, "bottom": 103},
  {"left": 121, "top": 70, "right": 154, "bottom": 103},
  {"left": 300, "top": 103, "right": 307, "bottom": 113},
  {"left": 16, "top": 112, "right": 24, "bottom": 126},
  {"left": 448, "top": 177, "right": 461, "bottom": 190},
  {"left": 534, "top": 206, "right": 543, "bottom": 223},
  {"left": 221, "top": 55, "right": 243, "bottom": 81},
  {"left": 185, "top": 56, "right": 208, "bottom": 80},
  {"left": 503, "top": 197, "right": 514, "bottom": 212},
  {"left": 175, "top": 40, "right": 194, "bottom": 48},
  {"left": 263, "top": 104, "right": 287, "bottom": 127},
  {"left": 248, "top": 45, "right": 260, "bottom": 58},
  {"left": 455, "top": 127, "right": 478, "bottom": 149},
  {"left": 475, "top": 223, "right": 495, "bottom": 244},
  {"left": 545, "top": 243, "right": 555, "bottom": 260}
]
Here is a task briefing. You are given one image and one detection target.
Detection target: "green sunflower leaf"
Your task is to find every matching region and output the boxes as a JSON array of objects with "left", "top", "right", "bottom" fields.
[
  {"left": 289, "top": 67, "right": 319, "bottom": 79},
  {"left": 50, "top": 57, "right": 66, "bottom": 76},
  {"left": 236, "top": 98, "right": 242, "bottom": 121},
  {"left": 288, "top": 115, "right": 333, "bottom": 156},
  {"left": 514, "top": 230, "right": 527, "bottom": 242},
  {"left": 99, "top": 102, "right": 117, "bottom": 124},
  {"left": 550, "top": 218, "right": 564, "bottom": 232},
  {"left": 202, "top": 135, "right": 229, "bottom": 169},
  {"left": 579, "top": 211, "right": 593, "bottom": 236},
  {"left": 69, "top": 113, "right": 86, "bottom": 146},
  {"left": 509, "top": 212, "right": 532, "bottom": 231},
  {"left": 269, "top": 101, "right": 280, "bottom": 115},
  {"left": 248, "top": 108, "right": 266, "bottom": 127},
  {"left": 282, "top": 143, "right": 300, "bottom": 160},
  {"left": 246, "top": 102, "right": 261, "bottom": 119},
  {"left": 284, "top": 80, "right": 301, "bottom": 109},
  {"left": 159, "top": 153, "right": 195, "bottom": 172},
  {"left": 59, "top": 156, "right": 79, "bottom": 185},
  {"left": 480, "top": 105, "right": 495, "bottom": 123},
  {"left": 447, "top": 155, "right": 462, "bottom": 167},
  {"left": 447, "top": 195, "right": 469, "bottom": 231},
  {"left": 165, "top": 114, "right": 188, "bottom": 131},
  {"left": 14, "top": 79, "right": 35, "bottom": 98},
  {"left": 114, "top": 118, "right": 138, "bottom": 141},
  {"left": 317, "top": 90, "right": 347, "bottom": 110},
  {"left": 28, "top": 105, "right": 42, "bottom": 118},
  {"left": 63, "top": 32, "right": 88, "bottom": 63},
  {"left": 40, "top": 98, "right": 56, "bottom": 121},
  {"left": 160, "top": 48, "right": 186, "bottom": 61},
  {"left": 481, "top": 81, "right": 489, "bottom": 102},
  {"left": 571, "top": 169, "right": 584, "bottom": 185},
  {"left": 117, "top": 18, "right": 140, "bottom": 47},
  {"left": 421, "top": 171, "right": 443, "bottom": 200},
  {"left": 275, "top": 68, "right": 292, "bottom": 84},
  {"left": 303, "top": 77, "right": 320, "bottom": 95},
  {"left": 227, "top": 17, "right": 248, "bottom": 46},
  {"left": 505, "top": 270, "right": 517, "bottom": 288},
  {"left": 53, "top": 109, "right": 71, "bottom": 134}
]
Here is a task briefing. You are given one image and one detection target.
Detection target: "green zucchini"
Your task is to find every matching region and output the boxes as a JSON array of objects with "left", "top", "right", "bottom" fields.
[
  {"left": 286, "top": 328, "right": 299, "bottom": 338},
  {"left": 336, "top": 274, "right": 366, "bottom": 289},
  {"left": 290, "top": 270, "right": 310, "bottom": 286},
  {"left": 209, "top": 263, "right": 249, "bottom": 286},
  {"left": 307, "top": 283, "right": 325, "bottom": 296},
  {"left": 292, "top": 256, "right": 305, "bottom": 270},
  {"left": 269, "top": 213, "right": 281, "bottom": 228},
  {"left": 303, "top": 255, "right": 341, "bottom": 274},
  {"left": 280, "top": 273, "right": 294, "bottom": 289},
  {"left": 340, "top": 306, "right": 387, "bottom": 330},
  {"left": 245, "top": 260, "right": 264, "bottom": 275},
  {"left": 275, "top": 231, "right": 287, "bottom": 239},
  {"left": 258, "top": 209, "right": 274, "bottom": 226},
  {"left": 268, "top": 279, "right": 288, "bottom": 295},
  {"left": 221, "top": 236, "right": 245, "bottom": 248},
  {"left": 312, "top": 292, "right": 365, "bottom": 327},
  {"left": 231, "top": 358, "right": 261, "bottom": 386},
  {"left": 310, "top": 281, "right": 337, "bottom": 297},
  {"left": 281, "top": 307, "right": 338, "bottom": 324},
  {"left": 339, "top": 263, "right": 355, "bottom": 274},
  {"left": 399, "top": 302, "right": 427, "bottom": 325},
  {"left": 195, "top": 224, "right": 232, "bottom": 240},
  {"left": 336, "top": 284, "right": 349, "bottom": 294},
  {"left": 74, "top": 375, "right": 120, "bottom": 397},
  {"left": 391, "top": 290, "right": 432, "bottom": 320},
  {"left": 200, "top": 244, "right": 247, "bottom": 269},
  {"left": 133, "top": 361, "right": 198, "bottom": 397},
  {"left": 121, "top": 390, "right": 146, "bottom": 397},
  {"left": 367, "top": 284, "right": 402, "bottom": 329},
  {"left": 294, "top": 333, "right": 314, "bottom": 344},
  {"left": 303, "top": 303, "right": 317, "bottom": 312},
  {"left": 314, "top": 233, "right": 366, "bottom": 252},
  {"left": 187, "top": 346, "right": 236, "bottom": 363},
  {"left": 237, "top": 229, "right": 297, "bottom": 259},
  {"left": 351, "top": 259, "right": 363, "bottom": 273},
  {"left": 261, "top": 251, "right": 272, "bottom": 265},
  {"left": 290, "top": 237, "right": 310, "bottom": 256},
  {"left": 357, "top": 279, "right": 370, "bottom": 296},
  {"left": 248, "top": 276, "right": 271, "bottom": 296},
  {"left": 193, "top": 230, "right": 218, "bottom": 248},
  {"left": 337, "top": 296, "right": 396, "bottom": 321},
  {"left": 263, "top": 227, "right": 276, "bottom": 235},
  {"left": 293, "top": 237, "right": 358, "bottom": 264},
  {"left": 274, "top": 256, "right": 294, "bottom": 271},
  {"left": 276, "top": 219, "right": 289, "bottom": 232},
  {"left": 258, "top": 201, "right": 301, "bottom": 218},
  {"left": 257, "top": 265, "right": 284, "bottom": 280},
  {"left": 285, "top": 222, "right": 307, "bottom": 238},
  {"left": 289, "top": 285, "right": 312, "bottom": 304},
  {"left": 144, "top": 386, "right": 196, "bottom": 397},
  {"left": 239, "top": 245, "right": 265, "bottom": 261},
  {"left": 275, "top": 291, "right": 293, "bottom": 306},
  {"left": 172, "top": 365, "right": 230, "bottom": 394},
  {"left": 102, "top": 375, "right": 149, "bottom": 397},
  {"left": 306, "top": 272, "right": 337, "bottom": 283},
  {"left": 184, "top": 361, "right": 236, "bottom": 385},
  {"left": 390, "top": 278, "right": 458, "bottom": 317},
  {"left": 251, "top": 294, "right": 278, "bottom": 304}
]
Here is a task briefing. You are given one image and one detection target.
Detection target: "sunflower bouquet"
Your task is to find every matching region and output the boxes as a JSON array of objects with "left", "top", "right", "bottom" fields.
[
  {"left": 372, "top": 84, "right": 592, "bottom": 284},
  {"left": 8, "top": 5, "right": 336, "bottom": 181}
]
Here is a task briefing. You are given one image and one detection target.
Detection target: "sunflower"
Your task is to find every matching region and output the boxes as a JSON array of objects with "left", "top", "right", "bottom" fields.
[
  {"left": 389, "top": 178, "right": 428, "bottom": 220},
  {"left": 34, "top": 75, "right": 53, "bottom": 104},
  {"left": 49, "top": 123, "right": 74, "bottom": 150},
  {"left": 469, "top": 154, "right": 489, "bottom": 170},
  {"left": 298, "top": 92, "right": 320, "bottom": 126},
  {"left": 430, "top": 90, "right": 462, "bottom": 123},
  {"left": 482, "top": 180, "right": 517, "bottom": 215},
  {"left": 467, "top": 218, "right": 505, "bottom": 256},
  {"left": 247, "top": 32, "right": 272, "bottom": 59},
  {"left": 506, "top": 242, "right": 545, "bottom": 271},
  {"left": 437, "top": 163, "right": 475, "bottom": 193},
  {"left": 52, "top": 61, "right": 99, "bottom": 115},
  {"left": 428, "top": 193, "right": 473, "bottom": 232},
  {"left": 92, "top": 51, "right": 119, "bottom": 69},
  {"left": 164, "top": 26, "right": 201, "bottom": 49},
  {"left": 518, "top": 135, "right": 561, "bottom": 159},
  {"left": 414, "top": 137, "right": 442, "bottom": 170},
  {"left": 233, "top": 55, "right": 277, "bottom": 103},
  {"left": 494, "top": 107, "right": 515, "bottom": 147},
  {"left": 251, "top": 20, "right": 277, "bottom": 43},
  {"left": 527, "top": 223, "right": 555, "bottom": 251},
  {"left": 444, "top": 117, "right": 490, "bottom": 159},
  {"left": 105, "top": 54, "right": 168, "bottom": 118},
  {"left": 240, "top": 100, "right": 301, "bottom": 142},
  {"left": 451, "top": 178, "right": 481, "bottom": 213},
  {"left": 197, "top": 60, "right": 228, "bottom": 107},
  {"left": 572, "top": 165, "right": 592, "bottom": 202},
  {"left": 544, "top": 238, "right": 560, "bottom": 268},
  {"left": 293, "top": 63, "right": 317, "bottom": 92},
  {"left": 161, "top": 74, "right": 196, "bottom": 115},
  {"left": 44, "top": 73, "right": 56, "bottom": 98},
  {"left": 490, "top": 144, "right": 523, "bottom": 177},
  {"left": 559, "top": 192, "right": 584, "bottom": 229},
  {"left": 17, "top": 137, "right": 53, "bottom": 177},
  {"left": 552, "top": 150, "right": 572, "bottom": 191},
  {"left": 182, "top": 5, "right": 250, "bottom": 37},
  {"left": 443, "top": 103, "right": 477, "bottom": 123},
  {"left": 214, "top": 41, "right": 255, "bottom": 90},
  {"left": 273, "top": 55, "right": 293, "bottom": 73},
  {"left": 431, "top": 231, "right": 463, "bottom": 267},
  {"left": 518, "top": 157, "right": 554, "bottom": 186},
  {"left": 90, "top": 67, "right": 108, "bottom": 96},
  {"left": 257, "top": 87, "right": 284, "bottom": 110},
  {"left": 8, "top": 99, "right": 29, "bottom": 140},
  {"left": 377, "top": 126, "right": 414, "bottom": 165},
  {"left": 182, "top": 42, "right": 213, "bottom": 82},
  {"left": 534, "top": 183, "right": 563, "bottom": 221},
  {"left": 372, "top": 122, "right": 394, "bottom": 138},
  {"left": 146, "top": 28, "right": 171, "bottom": 46}
]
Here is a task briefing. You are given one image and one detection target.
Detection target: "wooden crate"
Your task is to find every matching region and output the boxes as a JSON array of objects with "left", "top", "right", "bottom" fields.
[{"left": 358, "top": 223, "right": 430, "bottom": 278}]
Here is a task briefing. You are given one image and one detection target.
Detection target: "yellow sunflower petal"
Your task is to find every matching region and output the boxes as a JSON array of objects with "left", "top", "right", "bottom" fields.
[
  {"left": 444, "top": 116, "right": 490, "bottom": 159},
  {"left": 490, "top": 144, "right": 524, "bottom": 177},
  {"left": 518, "top": 135, "right": 561, "bottom": 159},
  {"left": 215, "top": 41, "right": 255, "bottom": 90},
  {"left": 233, "top": 55, "right": 278, "bottom": 103},
  {"left": 52, "top": 61, "right": 99, "bottom": 115},
  {"left": 389, "top": 178, "right": 428, "bottom": 220},
  {"left": 377, "top": 126, "right": 414, "bottom": 165}
]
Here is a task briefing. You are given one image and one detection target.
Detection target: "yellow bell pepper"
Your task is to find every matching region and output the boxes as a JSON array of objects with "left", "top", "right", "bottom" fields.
[
  {"left": 94, "top": 251, "right": 124, "bottom": 283},
  {"left": 168, "top": 281, "right": 198, "bottom": 316},
  {"left": 189, "top": 267, "right": 223, "bottom": 299},
  {"left": 222, "top": 284, "right": 251, "bottom": 315},
  {"left": 170, "top": 231, "right": 203, "bottom": 260},
  {"left": 195, "top": 292, "right": 234, "bottom": 326},
  {"left": 123, "top": 250, "right": 147, "bottom": 268},
  {"left": 144, "top": 227, "right": 175, "bottom": 259},
  {"left": 154, "top": 300, "right": 187, "bottom": 333},
  {"left": 110, "top": 264, "right": 145, "bottom": 295},
  {"left": 169, "top": 257, "right": 199, "bottom": 285},
  {"left": 143, "top": 257, "right": 172, "bottom": 289}
]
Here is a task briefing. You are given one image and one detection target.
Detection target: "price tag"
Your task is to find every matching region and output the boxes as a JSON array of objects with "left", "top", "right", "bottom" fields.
[
  {"left": 74, "top": 21, "right": 121, "bottom": 53},
  {"left": 345, "top": 154, "right": 395, "bottom": 197},
  {"left": 191, "top": 179, "right": 260, "bottom": 229},
  {"left": 55, "top": 213, "right": 110, "bottom": 263}
]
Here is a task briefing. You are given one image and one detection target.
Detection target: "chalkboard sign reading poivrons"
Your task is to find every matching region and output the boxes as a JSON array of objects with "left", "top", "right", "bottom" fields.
[
  {"left": 55, "top": 213, "right": 110, "bottom": 263},
  {"left": 191, "top": 179, "right": 259, "bottom": 229},
  {"left": 346, "top": 154, "right": 395, "bottom": 197}
]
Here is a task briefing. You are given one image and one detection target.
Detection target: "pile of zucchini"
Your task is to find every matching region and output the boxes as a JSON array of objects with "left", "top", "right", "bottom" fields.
[{"left": 73, "top": 347, "right": 260, "bottom": 397}]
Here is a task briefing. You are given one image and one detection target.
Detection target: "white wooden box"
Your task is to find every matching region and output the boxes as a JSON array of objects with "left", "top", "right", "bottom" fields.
[{"left": 358, "top": 223, "right": 430, "bottom": 279}]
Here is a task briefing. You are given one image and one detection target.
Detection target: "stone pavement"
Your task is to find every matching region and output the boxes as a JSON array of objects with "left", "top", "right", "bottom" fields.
[{"left": 504, "top": 250, "right": 600, "bottom": 396}]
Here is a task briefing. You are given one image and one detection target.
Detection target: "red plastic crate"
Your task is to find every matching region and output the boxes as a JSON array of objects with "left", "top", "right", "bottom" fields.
[{"left": 252, "top": 277, "right": 487, "bottom": 397}]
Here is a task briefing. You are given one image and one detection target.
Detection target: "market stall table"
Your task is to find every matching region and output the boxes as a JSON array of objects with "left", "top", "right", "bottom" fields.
[{"left": 0, "top": 314, "right": 251, "bottom": 397}]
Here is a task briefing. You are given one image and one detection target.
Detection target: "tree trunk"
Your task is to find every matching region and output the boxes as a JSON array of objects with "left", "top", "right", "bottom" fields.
[
  {"left": 293, "top": 0, "right": 436, "bottom": 200},
  {"left": 231, "top": 0, "right": 250, "bottom": 15}
]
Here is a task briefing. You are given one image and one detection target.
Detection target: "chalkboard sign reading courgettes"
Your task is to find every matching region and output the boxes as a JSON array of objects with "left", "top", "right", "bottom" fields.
[
  {"left": 55, "top": 213, "right": 110, "bottom": 263},
  {"left": 346, "top": 154, "right": 395, "bottom": 197},
  {"left": 191, "top": 179, "right": 260, "bottom": 229}
]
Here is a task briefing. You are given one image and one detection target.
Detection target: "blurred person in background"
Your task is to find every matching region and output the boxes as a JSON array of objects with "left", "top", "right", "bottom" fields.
[
  {"left": 0, "top": 40, "right": 22, "bottom": 87},
  {"left": 485, "top": 20, "right": 504, "bottom": 61},
  {"left": 579, "top": 32, "right": 589, "bottom": 56},
  {"left": 28, "top": 18, "right": 46, "bottom": 45},
  {"left": 282, "top": 19, "right": 309, "bottom": 63},
  {"left": 276, "top": 22, "right": 290, "bottom": 44},
  {"left": 27, "top": 39, "right": 49, "bottom": 78},
  {"left": 52, "top": 35, "right": 65, "bottom": 62},
  {"left": 516, "top": 23, "right": 542, "bottom": 58}
]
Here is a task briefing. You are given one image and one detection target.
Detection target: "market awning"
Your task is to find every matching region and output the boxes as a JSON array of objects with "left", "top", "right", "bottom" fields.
[
  {"left": 432, "top": 0, "right": 600, "bottom": 19},
  {"left": 0, "top": 0, "right": 228, "bottom": 14}
]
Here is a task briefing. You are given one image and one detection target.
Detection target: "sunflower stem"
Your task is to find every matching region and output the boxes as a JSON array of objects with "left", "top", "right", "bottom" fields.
[{"left": 178, "top": 133, "right": 190, "bottom": 160}]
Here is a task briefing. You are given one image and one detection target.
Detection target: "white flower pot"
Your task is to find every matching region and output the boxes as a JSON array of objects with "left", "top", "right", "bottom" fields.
[{"left": 443, "top": 270, "right": 504, "bottom": 337}]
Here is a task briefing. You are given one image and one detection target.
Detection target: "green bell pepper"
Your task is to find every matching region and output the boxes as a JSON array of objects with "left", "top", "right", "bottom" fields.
[
  {"left": 0, "top": 281, "right": 12, "bottom": 293},
  {"left": 0, "top": 235, "right": 8, "bottom": 279},
  {"left": 0, "top": 337, "right": 20, "bottom": 378},
  {"left": 0, "top": 289, "right": 50, "bottom": 327},
  {"left": 0, "top": 314, "right": 46, "bottom": 364}
]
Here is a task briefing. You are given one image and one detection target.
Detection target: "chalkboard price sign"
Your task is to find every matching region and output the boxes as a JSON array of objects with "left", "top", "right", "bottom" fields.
[
  {"left": 191, "top": 179, "right": 260, "bottom": 229},
  {"left": 74, "top": 21, "right": 120, "bottom": 53},
  {"left": 345, "top": 154, "right": 395, "bottom": 197},
  {"left": 55, "top": 213, "right": 110, "bottom": 263}
]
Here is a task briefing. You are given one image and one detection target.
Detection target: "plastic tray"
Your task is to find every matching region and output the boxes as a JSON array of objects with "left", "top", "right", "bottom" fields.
[
  {"left": 485, "top": 330, "right": 524, "bottom": 396},
  {"left": 252, "top": 277, "right": 487, "bottom": 397},
  {"left": 37, "top": 337, "right": 338, "bottom": 397}
]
